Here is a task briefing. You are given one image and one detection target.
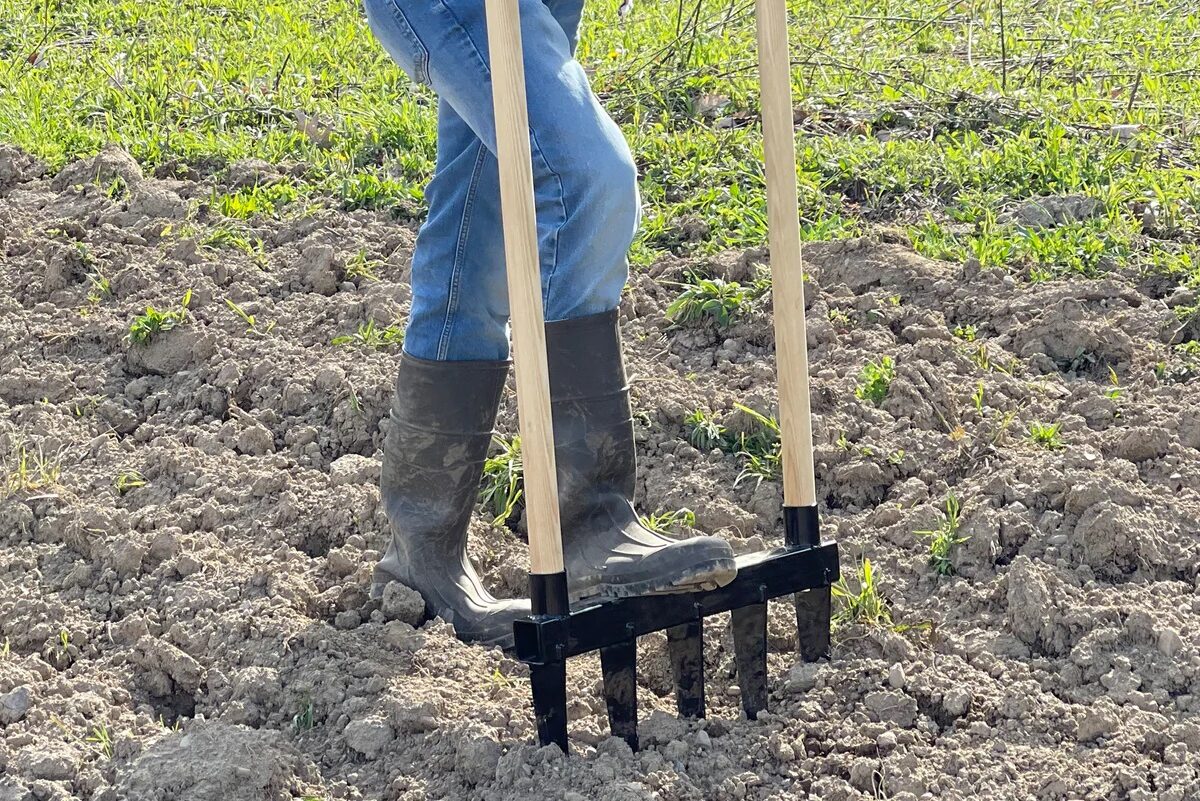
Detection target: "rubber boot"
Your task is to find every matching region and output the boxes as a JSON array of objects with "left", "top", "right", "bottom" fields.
[
  {"left": 548, "top": 310, "right": 737, "bottom": 600},
  {"left": 373, "top": 354, "right": 529, "bottom": 648}
]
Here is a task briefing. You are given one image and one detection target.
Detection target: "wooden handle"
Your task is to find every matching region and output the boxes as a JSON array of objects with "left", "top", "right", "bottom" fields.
[
  {"left": 755, "top": 0, "right": 817, "bottom": 508},
  {"left": 484, "top": 0, "right": 565, "bottom": 574}
]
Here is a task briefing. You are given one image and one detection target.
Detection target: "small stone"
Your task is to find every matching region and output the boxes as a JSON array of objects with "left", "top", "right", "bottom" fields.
[
  {"left": 1077, "top": 704, "right": 1120, "bottom": 742},
  {"left": 456, "top": 737, "right": 502, "bottom": 785},
  {"left": 662, "top": 740, "right": 689, "bottom": 761},
  {"left": 693, "top": 730, "right": 711, "bottom": 748},
  {"left": 381, "top": 582, "right": 426, "bottom": 627},
  {"left": 343, "top": 717, "right": 394, "bottom": 758},
  {"left": 849, "top": 758, "right": 878, "bottom": 791},
  {"left": 768, "top": 735, "right": 795, "bottom": 763},
  {"left": 0, "top": 686, "right": 32, "bottom": 724},
  {"left": 863, "top": 691, "right": 918, "bottom": 729},
  {"left": 1157, "top": 628, "right": 1184, "bottom": 658},
  {"left": 876, "top": 731, "right": 897, "bottom": 753},
  {"left": 942, "top": 687, "right": 973, "bottom": 718},
  {"left": 887, "top": 663, "right": 906, "bottom": 689},
  {"left": 334, "top": 610, "right": 361, "bottom": 630},
  {"left": 329, "top": 454, "right": 380, "bottom": 487},
  {"left": 786, "top": 662, "right": 819, "bottom": 692}
]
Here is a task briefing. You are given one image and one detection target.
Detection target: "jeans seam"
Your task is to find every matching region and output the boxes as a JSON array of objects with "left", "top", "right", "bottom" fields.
[
  {"left": 529, "top": 127, "right": 567, "bottom": 309},
  {"left": 382, "top": 0, "right": 431, "bottom": 85},
  {"left": 436, "top": 141, "right": 490, "bottom": 359},
  {"left": 431, "top": 0, "right": 491, "bottom": 81}
]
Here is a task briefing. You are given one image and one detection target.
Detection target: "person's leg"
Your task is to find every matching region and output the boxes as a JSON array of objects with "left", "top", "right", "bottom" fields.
[
  {"left": 366, "top": 0, "right": 637, "bottom": 349},
  {"left": 405, "top": 100, "right": 509, "bottom": 361},
  {"left": 362, "top": 0, "right": 733, "bottom": 634}
]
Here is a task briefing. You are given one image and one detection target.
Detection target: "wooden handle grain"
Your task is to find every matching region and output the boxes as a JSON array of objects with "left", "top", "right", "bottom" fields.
[
  {"left": 483, "top": 0, "right": 565, "bottom": 575},
  {"left": 755, "top": 0, "right": 817, "bottom": 508}
]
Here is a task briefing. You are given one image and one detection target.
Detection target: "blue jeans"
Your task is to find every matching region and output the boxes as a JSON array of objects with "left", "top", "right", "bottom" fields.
[{"left": 363, "top": 0, "right": 640, "bottom": 361}]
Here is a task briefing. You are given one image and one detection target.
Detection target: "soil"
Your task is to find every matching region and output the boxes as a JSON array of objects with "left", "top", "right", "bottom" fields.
[{"left": 1, "top": 143, "right": 1199, "bottom": 801}]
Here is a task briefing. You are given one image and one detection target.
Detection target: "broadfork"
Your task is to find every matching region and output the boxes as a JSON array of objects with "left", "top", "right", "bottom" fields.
[{"left": 484, "top": 0, "right": 839, "bottom": 752}]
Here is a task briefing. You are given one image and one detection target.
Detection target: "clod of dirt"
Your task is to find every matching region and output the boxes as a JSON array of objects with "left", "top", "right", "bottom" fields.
[
  {"left": 115, "top": 722, "right": 319, "bottom": 800},
  {"left": 50, "top": 143, "right": 142, "bottom": 192},
  {"left": 1077, "top": 701, "right": 1121, "bottom": 741},
  {"left": 1005, "top": 194, "right": 1105, "bottom": 227},
  {"left": 130, "top": 636, "right": 206, "bottom": 694},
  {"left": 0, "top": 685, "right": 32, "bottom": 724},
  {"left": 330, "top": 453, "right": 381, "bottom": 486},
  {"left": 226, "top": 158, "right": 284, "bottom": 189},
  {"left": 343, "top": 716, "right": 395, "bottom": 757},
  {"left": 0, "top": 145, "right": 44, "bottom": 188},
  {"left": 380, "top": 581, "right": 425, "bottom": 626},
  {"left": 297, "top": 243, "right": 340, "bottom": 295},
  {"left": 125, "top": 327, "right": 213, "bottom": 376},
  {"left": 0, "top": 778, "right": 34, "bottom": 801},
  {"left": 13, "top": 742, "right": 77, "bottom": 781}
]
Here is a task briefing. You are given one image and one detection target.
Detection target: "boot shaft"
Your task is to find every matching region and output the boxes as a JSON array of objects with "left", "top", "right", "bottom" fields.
[
  {"left": 380, "top": 353, "right": 509, "bottom": 571},
  {"left": 545, "top": 310, "right": 638, "bottom": 530}
]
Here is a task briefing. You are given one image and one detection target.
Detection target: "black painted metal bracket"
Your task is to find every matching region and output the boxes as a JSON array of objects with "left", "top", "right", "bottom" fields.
[{"left": 514, "top": 519, "right": 838, "bottom": 753}]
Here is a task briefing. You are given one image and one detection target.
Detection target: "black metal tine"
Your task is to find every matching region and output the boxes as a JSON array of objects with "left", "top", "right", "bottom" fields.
[
  {"left": 795, "top": 586, "right": 832, "bottom": 663},
  {"left": 530, "top": 660, "right": 569, "bottom": 753},
  {"left": 666, "top": 620, "right": 705, "bottom": 719},
  {"left": 600, "top": 639, "right": 639, "bottom": 750},
  {"left": 730, "top": 602, "right": 768, "bottom": 719}
]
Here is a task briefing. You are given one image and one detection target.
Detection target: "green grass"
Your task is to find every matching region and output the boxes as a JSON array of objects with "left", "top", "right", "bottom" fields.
[
  {"left": 2, "top": 441, "right": 63, "bottom": 498},
  {"left": 915, "top": 494, "right": 967, "bottom": 576},
  {"left": 114, "top": 470, "right": 146, "bottom": 495},
  {"left": 832, "top": 557, "right": 892, "bottom": 629},
  {"left": 639, "top": 507, "right": 696, "bottom": 535},
  {"left": 2, "top": 0, "right": 1195, "bottom": 281},
  {"left": 344, "top": 249, "right": 382, "bottom": 282},
  {"left": 330, "top": 320, "right": 403, "bottom": 349},
  {"left": 731, "top": 403, "right": 782, "bottom": 486},
  {"left": 479, "top": 435, "right": 523, "bottom": 527},
  {"left": 292, "top": 700, "right": 315, "bottom": 733},
  {"left": 86, "top": 723, "right": 114, "bottom": 759},
  {"left": 665, "top": 274, "right": 768, "bottom": 327},
  {"left": 213, "top": 181, "right": 300, "bottom": 219},
  {"left": 1027, "top": 421, "right": 1065, "bottom": 450},
  {"left": 128, "top": 289, "right": 192, "bottom": 345},
  {"left": 1157, "top": 340, "right": 1200, "bottom": 383},
  {"left": 225, "top": 298, "right": 276, "bottom": 337},
  {"left": 684, "top": 408, "right": 728, "bottom": 451},
  {"left": 855, "top": 356, "right": 895, "bottom": 406}
]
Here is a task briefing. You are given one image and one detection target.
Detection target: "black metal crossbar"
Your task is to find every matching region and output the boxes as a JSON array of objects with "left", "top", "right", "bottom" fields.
[{"left": 513, "top": 532, "right": 839, "bottom": 752}]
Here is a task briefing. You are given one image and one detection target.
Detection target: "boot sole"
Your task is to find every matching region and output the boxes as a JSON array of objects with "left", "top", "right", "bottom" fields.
[{"left": 570, "top": 557, "right": 738, "bottom": 602}]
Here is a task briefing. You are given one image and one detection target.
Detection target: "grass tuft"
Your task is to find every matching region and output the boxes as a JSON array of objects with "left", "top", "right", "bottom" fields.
[
  {"left": 1027, "top": 421, "right": 1065, "bottom": 450},
  {"left": 3, "top": 441, "right": 63, "bottom": 498},
  {"left": 915, "top": 494, "right": 967, "bottom": 576},
  {"left": 855, "top": 356, "right": 895, "bottom": 406},
  {"left": 479, "top": 435, "right": 523, "bottom": 527},
  {"left": 665, "top": 274, "right": 767, "bottom": 328},
  {"left": 639, "top": 507, "right": 696, "bottom": 535},
  {"left": 831, "top": 558, "right": 892, "bottom": 629},
  {"left": 129, "top": 290, "right": 192, "bottom": 345},
  {"left": 330, "top": 320, "right": 404, "bottom": 349}
]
